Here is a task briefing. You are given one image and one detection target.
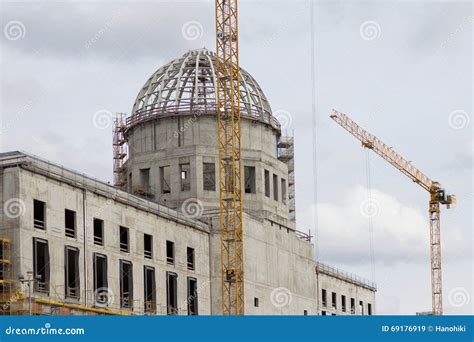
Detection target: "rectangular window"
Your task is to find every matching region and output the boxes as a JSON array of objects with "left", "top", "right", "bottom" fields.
[
  {"left": 254, "top": 297, "right": 259, "bottom": 308},
  {"left": 332, "top": 292, "right": 337, "bottom": 309},
  {"left": 359, "top": 300, "right": 364, "bottom": 315},
  {"left": 187, "top": 277, "right": 198, "bottom": 315},
  {"left": 160, "top": 166, "right": 171, "bottom": 194},
  {"left": 281, "top": 178, "right": 287, "bottom": 204},
  {"left": 140, "top": 168, "right": 150, "bottom": 191},
  {"left": 166, "top": 272, "right": 178, "bottom": 315},
  {"left": 93, "top": 253, "right": 108, "bottom": 305},
  {"left": 65, "top": 246, "right": 80, "bottom": 299},
  {"left": 65, "top": 209, "right": 76, "bottom": 238},
  {"left": 177, "top": 117, "right": 184, "bottom": 147},
  {"left": 144, "top": 234, "right": 153, "bottom": 259},
  {"left": 244, "top": 166, "right": 256, "bottom": 194},
  {"left": 341, "top": 295, "right": 346, "bottom": 312},
  {"left": 120, "top": 226, "right": 129, "bottom": 253},
  {"left": 203, "top": 162, "right": 216, "bottom": 191},
  {"left": 166, "top": 240, "right": 175, "bottom": 265},
  {"left": 321, "top": 311, "right": 327, "bottom": 316},
  {"left": 303, "top": 310, "right": 308, "bottom": 316},
  {"left": 120, "top": 260, "right": 133, "bottom": 309},
  {"left": 33, "top": 199, "right": 46, "bottom": 230},
  {"left": 33, "top": 238, "right": 49, "bottom": 293},
  {"left": 273, "top": 174, "right": 278, "bottom": 201},
  {"left": 180, "top": 163, "right": 191, "bottom": 191},
  {"left": 93, "top": 218, "right": 104, "bottom": 246},
  {"left": 187, "top": 247, "right": 195, "bottom": 271},
  {"left": 144, "top": 266, "right": 156, "bottom": 314},
  {"left": 264, "top": 170, "right": 270, "bottom": 197},
  {"left": 351, "top": 298, "right": 356, "bottom": 314},
  {"left": 322, "top": 289, "right": 327, "bottom": 307},
  {"left": 368, "top": 303, "right": 372, "bottom": 316}
]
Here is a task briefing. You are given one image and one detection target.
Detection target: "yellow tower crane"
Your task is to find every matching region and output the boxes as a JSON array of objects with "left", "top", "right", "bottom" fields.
[
  {"left": 330, "top": 109, "right": 456, "bottom": 315},
  {"left": 215, "top": 0, "right": 244, "bottom": 315}
]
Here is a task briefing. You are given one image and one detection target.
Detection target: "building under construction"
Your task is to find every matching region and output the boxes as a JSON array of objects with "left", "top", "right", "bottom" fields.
[{"left": 0, "top": 49, "right": 376, "bottom": 315}]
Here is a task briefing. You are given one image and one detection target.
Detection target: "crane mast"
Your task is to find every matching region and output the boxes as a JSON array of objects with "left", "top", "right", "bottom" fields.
[
  {"left": 215, "top": 0, "right": 244, "bottom": 315},
  {"left": 330, "top": 109, "right": 456, "bottom": 315}
]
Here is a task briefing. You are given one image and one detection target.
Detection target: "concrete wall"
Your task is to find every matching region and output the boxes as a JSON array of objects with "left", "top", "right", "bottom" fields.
[
  {"left": 208, "top": 214, "right": 318, "bottom": 315},
  {"left": 317, "top": 272, "right": 376, "bottom": 316},
  {"left": 125, "top": 116, "right": 291, "bottom": 223},
  {"left": 6, "top": 165, "right": 211, "bottom": 315}
]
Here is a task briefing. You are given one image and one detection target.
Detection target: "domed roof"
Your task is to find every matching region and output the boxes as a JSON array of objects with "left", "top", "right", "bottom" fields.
[{"left": 130, "top": 49, "right": 280, "bottom": 130}]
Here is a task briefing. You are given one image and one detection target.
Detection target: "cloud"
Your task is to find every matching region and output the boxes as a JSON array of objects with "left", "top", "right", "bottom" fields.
[
  {"left": 1, "top": 1, "right": 215, "bottom": 62},
  {"left": 302, "top": 185, "right": 469, "bottom": 266}
]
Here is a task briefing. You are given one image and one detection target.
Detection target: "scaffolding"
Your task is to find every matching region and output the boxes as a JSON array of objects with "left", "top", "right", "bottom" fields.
[
  {"left": 278, "top": 135, "right": 296, "bottom": 221},
  {"left": 0, "top": 238, "right": 26, "bottom": 315},
  {"left": 113, "top": 113, "right": 128, "bottom": 188}
]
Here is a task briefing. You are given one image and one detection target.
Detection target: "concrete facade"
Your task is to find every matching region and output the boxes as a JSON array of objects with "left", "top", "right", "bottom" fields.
[
  {"left": 125, "top": 115, "right": 290, "bottom": 223},
  {"left": 316, "top": 264, "right": 376, "bottom": 316},
  {"left": 0, "top": 152, "right": 211, "bottom": 315}
]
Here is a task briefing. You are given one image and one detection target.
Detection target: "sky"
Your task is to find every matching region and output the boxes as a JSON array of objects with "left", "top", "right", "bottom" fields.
[{"left": 1, "top": 0, "right": 472, "bottom": 315}]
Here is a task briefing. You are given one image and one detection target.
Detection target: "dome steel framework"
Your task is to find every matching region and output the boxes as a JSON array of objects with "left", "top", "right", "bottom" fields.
[{"left": 128, "top": 49, "right": 280, "bottom": 131}]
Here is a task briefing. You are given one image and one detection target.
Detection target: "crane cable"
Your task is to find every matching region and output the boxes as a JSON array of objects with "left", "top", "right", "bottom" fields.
[
  {"left": 365, "top": 150, "right": 376, "bottom": 284},
  {"left": 310, "top": 0, "right": 321, "bottom": 315}
]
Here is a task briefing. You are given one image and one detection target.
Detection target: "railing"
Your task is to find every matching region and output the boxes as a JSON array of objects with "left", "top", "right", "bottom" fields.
[
  {"left": 66, "top": 286, "right": 79, "bottom": 299},
  {"left": 295, "top": 230, "right": 312, "bottom": 242},
  {"left": 120, "top": 242, "right": 129, "bottom": 253},
  {"left": 65, "top": 227, "right": 75, "bottom": 238},
  {"left": 35, "top": 281, "right": 49, "bottom": 294},
  {"left": 33, "top": 219, "right": 45, "bottom": 230},
  {"left": 144, "top": 250, "right": 152, "bottom": 259},
  {"left": 93, "top": 235, "right": 103, "bottom": 246},
  {"left": 126, "top": 103, "right": 281, "bottom": 132},
  {"left": 316, "top": 262, "right": 377, "bottom": 291}
]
